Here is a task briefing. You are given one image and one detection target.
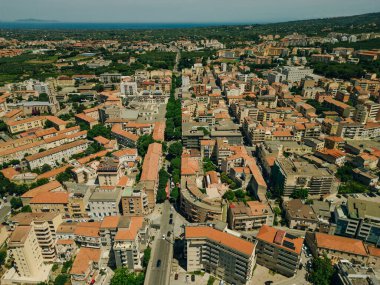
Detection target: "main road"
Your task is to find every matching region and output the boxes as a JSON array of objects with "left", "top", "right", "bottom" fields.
[{"left": 144, "top": 201, "right": 174, "bottom": 285}]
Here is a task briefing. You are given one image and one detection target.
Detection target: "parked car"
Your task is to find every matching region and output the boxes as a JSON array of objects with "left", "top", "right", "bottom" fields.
[
  {"left": 156, "top": 259, "right": 161, "bottom": 267},
  {"left": 174, "top": 273, "right": 178, "bottom": 280},
  {"left": 191, "top": 275, "right": 195, "bottom": 282}
]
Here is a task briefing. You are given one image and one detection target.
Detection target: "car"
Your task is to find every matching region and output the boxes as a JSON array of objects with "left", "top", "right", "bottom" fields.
[
  {"left": 156, "top": 259, "right": 161, "bottom": 267},
  {"left": 174, "top": 273, "right": 178, "bottom": 280},
  {"left": 170, "top": 213, "right": 173, "bottom": 218},
  {"left": 191, "top": 275, "right": 195, "bottom": 282},
  {"left": 162, "top": 234, "right": 165, "bottom": 239},
  {"left": 167, "top": 231, "right": 171, "bottom": 237},
  {"left": 169, "top": 219, "right": 173, "bottom": 224},
  {"left": 265, "top": 282, "right": 273, "bottom": 285}
]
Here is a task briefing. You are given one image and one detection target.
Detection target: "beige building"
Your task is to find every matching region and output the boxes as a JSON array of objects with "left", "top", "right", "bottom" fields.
[
  {"left": 70, "top": 247, "right": 101, "bottom": 285},
  {"left": 185, "top": 225, "right": 256, "bottom": 285},
  {"left": 227, "top": 201, "right": 274, "bottom": 231},
  {"left": 97, "top": 158, "right": 122, "bottom": 186},
  {"left": 10, "top": 212, "right": 63, "bottom": 263},
  {"left": 283, "top": 199, "right": 318, "bottom": 231},
  {"left": 305, "top": 232, "right": 369, "bottom": 264},
  {"left": 26, "top": 139, "right": 89, "bottom": 170},
  {"left": 2, "top": 226, "right": 51, "bottom": 284},
  {"left": 255, "top": 225, "right": 304, "bottom": 277}
]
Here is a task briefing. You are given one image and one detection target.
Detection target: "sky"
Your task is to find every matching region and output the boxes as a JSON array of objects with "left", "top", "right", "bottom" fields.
[{"left": 1, "top": 0, "right": 380, "bottom": 23}]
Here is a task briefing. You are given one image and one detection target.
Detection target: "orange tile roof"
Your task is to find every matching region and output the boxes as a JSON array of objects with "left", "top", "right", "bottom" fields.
[
  {"left": 152, "top": 121, "right": 165, "bottom": 141},
  {"left": 74, "top": 222, "right": 101, "bottom": 238},
  {"left": 100, "top": 216, "right": 120, "bottom": 229},
  {"left": 77, "top": 150, "right": 108, "bottom": 164},
  {"left": 30, "top": 191, "right": 69, "bottom": 204},
  {"left": 257, "top": 225, "right": 304, "bottom": 255},
  {"left": 111, "top": 125, "right": 139, "bottom": 142},
  {"left": 114, "top": 217, "right": 144, "bottom": 241},
  {"left": 117, "top": 176, "right": 129, "bottom": 186},
  {"left": 0, "top": 167, "right": 19, "bottom": 180},
  {"left": 112, "top": 148, "right": 138, "bottom": 157},
  {"left": 70, "top": 247, "right": 101, "bottom": 275},
  {"left": 315, "top": 232, "right": 368, "bottom": 256},
  {"left": 75, "top": 113, "right": 97, "bottom": 123},
  {"left": 37, "top": 165, "right": 69, "bottom": 180},
  {"left": 181, "top": 156, "right": 200, "bottom": 175},
  {"left": 93, "top": 136, "right": 110, "bottom": 145},
  {"left": 21, "top": 180, "right": 63, "bottom": 199},
  {"left": 185, "top": 226, "right": 255, "bottom": 256},
  {"left": 368, "top": 246, "right": 380, "bottom": 257},
  {"left": 140, "top": 143, "right": 162, "bottom": 182}
]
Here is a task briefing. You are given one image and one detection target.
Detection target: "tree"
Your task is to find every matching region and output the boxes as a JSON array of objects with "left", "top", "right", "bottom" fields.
[
  {"left": 168, "top": 142, "right": 183, "bottom": 159},
  {"left": 41, "top": 164, "right": 52, "bottom": 173},
  {"left": 88, "top": 124, "right": 111, "bottom": 139},
  {"left": 38, "top": 93, "right": 49, "bottom": 102},
  {"left": 54, "top": 274, "right": 69, "bottom": 285},
  {"left": 0, "top": 250, "right": 6, "bottom": 266},
  {"left": 170, "top": 187, "right": 179, "bottom": 201},
  {"left": 142, "top": 247, "right": 151, "bottom": 268},
  {"left": 137, "top": 135, "right": 154, "bottom": 158},
  {"left": 110, "top": 268, "right": 144, "bottom": 285},
  {"left": 223, "top": 190, "right": 235, "bottom": 201},
  {"left": 308, "top": 255, "right": 335, "bottom": 285},
  {"left": 156, "top": 169, "right": 169, "bottom": 203},
  {"left": 203, "top": 158, "right": 216, "bottom": 172},
  {"left": 10, "top": 197, "right": 23, "bottom": 210},
  {"left": 0, "top": 120, "right": 7, "bottom": 132},
  {"left": 21, "top": 205, "right": 32, "bottom": 212},
  {"left": 290, "top": 188, "right": 309, "bottom": 200}
]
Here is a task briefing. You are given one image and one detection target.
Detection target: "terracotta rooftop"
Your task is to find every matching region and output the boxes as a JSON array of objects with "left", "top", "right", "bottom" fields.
[
  {"left": 140, "top": 143, "right": 162, "bottom": 182},
  {"left": 114, "top": 217, "right": 144, "bottom": 241},
  {"left": 314, "top": 232, "right": 368, "bottom": 256},
  {"left": 30, "top": 191, "right": 69, "bottom": 204},
  {"left": 21, "top": 180, "right": 63, "bottom": 199},
  {"left": 185, "top": 226, "right": 255, "bottom": 256},
  {"left": 70, "top": 247, "right": 101, "bottom": 275}
]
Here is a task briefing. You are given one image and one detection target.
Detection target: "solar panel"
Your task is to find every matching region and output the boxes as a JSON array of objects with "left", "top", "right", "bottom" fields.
[
  {"left": 283, "top": 240, "right": 296, "bottom": 250},
  {"left": 285, "top": 233, "right": 297, "bottom": 240}
]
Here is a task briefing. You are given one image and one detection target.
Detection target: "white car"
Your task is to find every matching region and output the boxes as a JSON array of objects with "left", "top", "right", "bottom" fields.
[{"left": 162, "top": 234, "right": 165, "bottom": 239}]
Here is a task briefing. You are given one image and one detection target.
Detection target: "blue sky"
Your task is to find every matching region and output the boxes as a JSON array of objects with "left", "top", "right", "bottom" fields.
[{"left": 1, "top": 0, "right": 380, "bottom": 23}]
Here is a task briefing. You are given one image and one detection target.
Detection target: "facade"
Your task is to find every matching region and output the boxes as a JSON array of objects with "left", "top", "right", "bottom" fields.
[
  {"left": 88, "top": 190, "right": 122, "bottom": 219},
  {"left": 283, "top": 199, "right": 318, "bottom": 231},
  {"left": 185, "top": 225, "right": 256, "bottom": 285},
  {"left": 271, "top": 157, "right": 335, "bottom": 196},
  {"left": 227, "top": 201, "right": 274, "bottom": 231},
  {"left": 255, "top": 225, "right": 303, "bottom": 277},
  {"left": 334, "top": 194, "right": 380, "bottom": 246}
]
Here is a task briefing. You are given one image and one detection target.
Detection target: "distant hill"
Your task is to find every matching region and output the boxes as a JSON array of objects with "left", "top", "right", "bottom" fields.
[
  {"left": 15, "top": 18, "right": 60, "bottom": 23},
  {"left": 254, "top": 12, "right": 380, "bottom": 35}
]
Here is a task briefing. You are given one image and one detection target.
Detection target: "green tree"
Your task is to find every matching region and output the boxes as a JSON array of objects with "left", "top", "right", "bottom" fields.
[
  {"left": 10, "top": 197, "right": 23, "bottom": 209},
  {"left": 142, "top": 247, "right": 151, "bottom": 268},
  {"left": 156, "top": 169, "right": 169, "bottom": 203},
  {"left": 40, "top": 164, "right": 52, "bottom": 173},
  {"left": 223, "top": 190, "right": 235, "bottom": 201},
  {"left": 54, "top": 274, "right": 69, "bottom": 285},
  {"left": 170, "top": 187, "right": 180, "bottom": 201},
  {"left": 309, "top": 255, "right": 335, "bottom": 285},
  {"left": 88, "top": 124, "right": 112, "bottom": 139},
  {"left": 290, "top": 188, "right": 309, "bottom": 199},
  {"left": 137, "top": 135, "right": 155, "bottom": 158},
  {"left": 110, "top": 268, "right": 144, "bottom": 285},
  {"left": 203, "top": 158, "right": 216, "bottom": 172},
  {"left": 21, "top": 205, "right": 32, "bottom": 212},
  {"left": 168, "top": 142, "right": 183, "bottom": 159},
  {"left": 0, "top": 250, "right": 7, "bottom": 266},
  {"left": 38, "top": 93, "right": 49, "bottom": 102}
]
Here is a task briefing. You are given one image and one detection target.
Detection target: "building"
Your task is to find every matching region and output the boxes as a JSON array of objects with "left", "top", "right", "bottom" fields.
[
  {"left": 2, "top": 226, "right": 51, "bottom": 284},
  {"left": 334, "top": 194, "right": 380, "bottom": 246},
  {"left": 10, "top": 212, "right": 63, "bottom": 262},
  {"left": 97, "top": 158, "right": 122, "bottom": 186},
  {"left": 255, "top": 225, "right": 304, "bottom": 277},
  {"left": 305, "top": 232, "right": 368, "bottom": 264},
  {"left": 335, "top": 260, "right": 378, "bottom": 285},
  {"left": 25, "top": 139, "right": 89, "bottom": 170},
  {"left": 227, "top": 201, "right": 274, "bottom": 231},
  {"left": 283, "top": 199, "right": 318, "bottom": 230},
  {"left": 88, "top": 190, "right": 122, "bottom": 219},
  {"left": 113, "top": 216, "right": 149, "bottom": 270},
  {"left": 271, "top": 157, "right": 335, "bottom": 196},
  {"left": 185, "top": 225, "right": 256, "bottom": 285},
  {"left": 70, "top": 247, "right": 101, "bottom": 285}
]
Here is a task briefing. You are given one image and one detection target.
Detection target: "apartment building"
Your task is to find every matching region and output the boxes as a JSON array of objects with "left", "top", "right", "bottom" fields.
[
  {"left": 283, "top": 199, "right": 318, "bottom": 231},
  {"left": 97, "top": 158, "right": 122, "bottom": 186},
  {"left": 140, "top": 142, "right": 162, "bottom": 210},
  {"left": 185, "top": 225, "right": 256, "bottom": 285},
  {"left": 26, "top": 139, "right": 89, "bottom": 169},
  {"left": 228, "top": 201, "right": 274, "bottom": 231},
  {"left": 6, "top": 115, "right": 66, "bottom": 134},
  {"left": 2, "top": 226, "right": 51, "bottom": 284},
  {"left": 113, "top": 217, "right": 149, "bottom": 270},
  {"left": 10, "top": 212, "right": 63, "bottom": 262},
  {"left": 121, "top": 188, "right": 149, "bottom": 216},
  {"left": 255, "top": 225, "right": 304, "bottom": 277},
  {"left": 111, "top": 124, "right": 139, "bottom": 147},
  {"left": 88, "top": 190, "right": 122, "bottom": 219},
  {"left": 305, "top": 232, "right": 368, "bottom": 264},
  {"left": 74, "top": 222, "right": 102, "bottom": 248},
  {"left": 70, "top": 247, "right": 101, "bottom": 285},
  {"left": 334, "top": 194, "right": 380, "bottom": 246},
  {"left": 271, "top": 157, "right": 335, "bottom": 196},
  {"left": 30, "top": 192, "right": 70, "bottom": 216}
]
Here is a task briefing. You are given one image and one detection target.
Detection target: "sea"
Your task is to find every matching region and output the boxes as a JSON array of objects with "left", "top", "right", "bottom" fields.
[{"left": 0, "top": 22, "right": 246, "bottom": 30}]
